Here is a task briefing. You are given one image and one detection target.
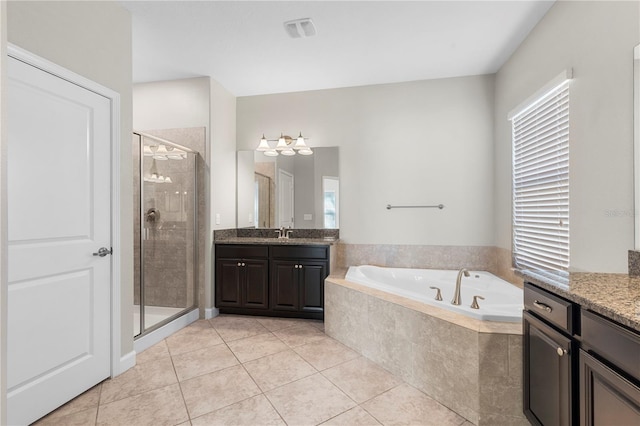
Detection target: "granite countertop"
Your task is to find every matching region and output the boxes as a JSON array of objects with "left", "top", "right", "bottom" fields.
[
  {"left": 215, "top": 237, "right": 338, "bottom": 246},
  {"left": 522, "top": 270, "right": 640, "bottom": 333}
]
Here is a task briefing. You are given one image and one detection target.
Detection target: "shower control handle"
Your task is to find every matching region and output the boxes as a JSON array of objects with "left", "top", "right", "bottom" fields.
[{"left": 93, "top": 247, "right": 112, "bottom": 257}]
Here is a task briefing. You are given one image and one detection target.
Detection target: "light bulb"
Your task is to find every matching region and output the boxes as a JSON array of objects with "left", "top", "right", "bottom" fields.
[
  {"left": 276, "top": 133, "right": 287, "bottom": 150},
  {"left": 153, "top": 145, "right": 169, "bottom": 160},
  {"left": 257, "top": 135, "right": 270, "bottom": 151},
  {"left": 294, "top": 132, "right": 308, "bottom": 150}
]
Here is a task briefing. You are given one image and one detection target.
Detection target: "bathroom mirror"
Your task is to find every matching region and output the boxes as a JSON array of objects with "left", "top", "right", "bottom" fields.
[
  {"left": 634, "top": 44, "right": 640, "bottom": 248},
  {"left": 237, "top": 147, "right": 340, "bottom": 229}
]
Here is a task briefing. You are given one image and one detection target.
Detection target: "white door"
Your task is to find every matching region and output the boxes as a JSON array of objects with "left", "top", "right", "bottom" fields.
[
  {"left": 7, "top": 56, "right": 112, "bottom": 425},
  {"left": 279, "top": 169, "right": 294, "bottom": 228}
]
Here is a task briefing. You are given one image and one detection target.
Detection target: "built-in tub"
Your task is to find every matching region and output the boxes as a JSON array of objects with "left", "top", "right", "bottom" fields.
[
  {"left": 325, "top": 266, "right": 528, "bottom": 425},
  {"left": 345, "top": 265, "right": 523, "bottom": 322}
]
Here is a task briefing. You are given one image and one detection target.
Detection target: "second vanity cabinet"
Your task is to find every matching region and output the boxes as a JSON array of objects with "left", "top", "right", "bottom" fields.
[
  {"left": 523, "top": 283, "right": 577, "bottom": 426},
  {"left": 215, "top": 243, "right": 329, "bottom": 319},
  {"left": 579, "top": 309, "right": 640, "bottom": 426},
  {"left": 523, "top": 281, "right": 640, "bottom": 426}
]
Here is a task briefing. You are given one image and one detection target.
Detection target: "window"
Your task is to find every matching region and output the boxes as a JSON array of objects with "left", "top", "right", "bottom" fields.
[{"left": 511, "top": 76, "right": 570, "bottom": 272}]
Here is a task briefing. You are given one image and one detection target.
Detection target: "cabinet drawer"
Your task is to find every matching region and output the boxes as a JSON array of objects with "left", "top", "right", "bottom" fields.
[
  {"left": 270, "top": 245, "right": 328, "bottom": 260},
  {"left": 581, "top": 310, "right": 640, "bottom": 382},
  {"left": 524, "top": 283, "right": 574, "bottom": 333},
  {"left": 215, "top": 244, "right": 269, "bottom": 259}
]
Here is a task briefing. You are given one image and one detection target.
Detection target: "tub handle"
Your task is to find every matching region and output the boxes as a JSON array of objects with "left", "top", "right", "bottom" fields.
[
  {"left": 429, "top": 286, "right": 443, "bottom": 301},
  {"left": 470, "top": 295, "right": 485, "bottom": 309},
  {"left": 533, "top": 300, "right": 552, "bottom": 313}
]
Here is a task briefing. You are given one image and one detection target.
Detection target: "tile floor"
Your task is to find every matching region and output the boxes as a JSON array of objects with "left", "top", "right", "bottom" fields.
[{"left": 34, "top": 315, "right": 473, "bottom": 426}]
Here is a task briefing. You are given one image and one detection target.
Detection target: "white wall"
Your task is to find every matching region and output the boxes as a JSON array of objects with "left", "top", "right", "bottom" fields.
[
  {"left": 210, "top": 79, "right": 237, "bottom": 232},
  {"left": 0, "top": 2, "right": 7, "bottom": 422},
  {"left": 237, "top": 150, "right": 255, "bottom": 228},
  {"left": 133, "top": 78, "right": 210, "bottom": 131},
  {"left": 6, "top": 0, "right": 133, "bottom": 356},
  {"left": 494, "top": 0, "right": 640, "bottom": 272},
  {"left": 237, "top": 75, "right": 496, "bottom": 246}
]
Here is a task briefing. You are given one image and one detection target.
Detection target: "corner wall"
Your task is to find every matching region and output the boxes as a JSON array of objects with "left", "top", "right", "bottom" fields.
[
  {"left": 494, "top": 0, "right": 640, "bottom": 273},
  {"left": 7, "top": 0, "right": 133, "bottom": 357},
  {"left": 237, "top": 75, "right": 496, "bottom": 247},
  {"left": 0, "top": 2, "right": 7, "bottom": 422}
]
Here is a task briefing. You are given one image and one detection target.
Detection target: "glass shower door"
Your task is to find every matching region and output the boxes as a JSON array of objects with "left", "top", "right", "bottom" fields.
[{"left": 134, "top": 133, "right": 197, "bottom": 337}]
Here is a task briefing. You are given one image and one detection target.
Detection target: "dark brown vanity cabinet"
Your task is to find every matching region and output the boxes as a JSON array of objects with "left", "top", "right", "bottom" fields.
[
  {"left": 270, "top": 245, "right": 328, "bottom": 317},
  {"left": 215, "top": 245, "right": 269, "bottom": 309},
  {"left": 215, "top": 243, "right": 329, "bottom": 319},
  {"left": 524, "top": 282, "right": 640, "bottom": 426},
  {"left": 579, "top": 310, "right": 640, "bottom": 426},
  {"left": 523, "top": 283, "right": 576, "bottom": 426}
]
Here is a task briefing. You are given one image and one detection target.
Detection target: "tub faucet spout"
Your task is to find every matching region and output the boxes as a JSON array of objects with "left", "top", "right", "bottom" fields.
[{"left": 451, "top": 268, "right": 470, "bottom": 305}]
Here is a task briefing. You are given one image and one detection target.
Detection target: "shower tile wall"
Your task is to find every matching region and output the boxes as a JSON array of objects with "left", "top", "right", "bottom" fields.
[{"left": 133, "top": 128, "right": 206, "bottom": 311}]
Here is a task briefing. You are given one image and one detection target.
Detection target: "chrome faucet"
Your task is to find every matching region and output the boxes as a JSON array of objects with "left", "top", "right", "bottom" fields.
[
  {"left": 275, "top": 226, "right": 292, "bottom": 239},
  {"left": 451, "top": 268, "right": 470, "bottom": 305}
]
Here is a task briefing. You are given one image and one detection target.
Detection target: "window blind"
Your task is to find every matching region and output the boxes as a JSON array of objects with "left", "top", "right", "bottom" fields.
[{"left": 512, "top": 80, "right": 570, "bottom": 272}]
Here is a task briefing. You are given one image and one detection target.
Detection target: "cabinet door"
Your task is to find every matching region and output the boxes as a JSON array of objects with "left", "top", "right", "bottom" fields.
[
  {"left": 215, "top": 259, "right": 242, "bottom": 307},
  {"left": 271, "top": 261, "right": 299, "bottom": 311},
  {"left": 523, "top": 311, "right": 573, "bottom": 426},
  {"left": 299, "top": 261, "right": 326, "bottom": 314},
  {"left": 242, "top": 259, "right": 269, "bottom": 309},
  {"left": 579, "top": 350, "right": 640, "bottom": 426}
]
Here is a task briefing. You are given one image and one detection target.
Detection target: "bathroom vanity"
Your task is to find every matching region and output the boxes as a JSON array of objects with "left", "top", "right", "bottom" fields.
[
  {"left": 522, "top": 273, "right": 640, "bottom": 426},
  {"left": 214, "top": 235, "right": 335, "bottom": 320}
]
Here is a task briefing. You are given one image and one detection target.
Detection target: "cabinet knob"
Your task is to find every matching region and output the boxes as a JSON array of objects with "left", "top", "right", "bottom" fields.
[
  {"left": 242, "top": 262, "right": 246, "bottom": 267},
  {"left": 237, "top": 262, "right": 242, "bottom": 267},
  {"left": 556, "top": 347, "right": 567, "bottom": 357}
]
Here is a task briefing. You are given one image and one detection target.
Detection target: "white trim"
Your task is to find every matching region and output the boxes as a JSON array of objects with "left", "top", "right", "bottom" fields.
[
  {"left": 134, "top": 309, "right": 199, "bottom": 353},
  {"left": 6, "top": 44, "right": 124, "bottom": 377},
  {"left": 508, "top": 68, "right": 573, "bottom": 120},
  {"left": 119, "top": 351, "right": 136, "bottom": 374},
  {"left": 205, "top": 307, "right": 219, "bottom": 319},
  {"left": 634, "top": 44, "right": 640, "bottom": 249}
]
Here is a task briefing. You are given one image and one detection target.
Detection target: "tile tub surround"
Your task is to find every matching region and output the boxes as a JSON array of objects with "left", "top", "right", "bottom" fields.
[
  {"left": 325, "top": 277, "right": 527, "bottom": 426},
  {"left": 522, "top": 270, "right": 640, "bottom": 332},
  {"left": 336, "top": 243, "right": 524, "bottom": 287}
]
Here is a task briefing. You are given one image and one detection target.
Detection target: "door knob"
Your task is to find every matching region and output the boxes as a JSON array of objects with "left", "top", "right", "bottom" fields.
[{"left": 93, "top": 247, "right": 113, "bottom": 257}]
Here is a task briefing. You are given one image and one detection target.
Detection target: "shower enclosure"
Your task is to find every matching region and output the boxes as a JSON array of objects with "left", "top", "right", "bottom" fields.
[{"left": 133, "top": 132, "right": 198, "bottom": 337}]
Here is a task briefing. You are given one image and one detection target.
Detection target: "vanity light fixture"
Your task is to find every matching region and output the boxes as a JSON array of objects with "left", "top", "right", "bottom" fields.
[
  {"left": 256, "top": 132, "right": 313, "bottom": 156},
  {"left": 144, "top": 159, "right": 174, "bottom": 184},
  {"left": 144, "top": 144, "right": 187, "bottom": 161}
]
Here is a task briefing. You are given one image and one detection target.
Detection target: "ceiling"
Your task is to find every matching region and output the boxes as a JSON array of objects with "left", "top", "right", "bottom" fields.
[{"left": 122, "top": 1, "right": 554, "bottom": 97}]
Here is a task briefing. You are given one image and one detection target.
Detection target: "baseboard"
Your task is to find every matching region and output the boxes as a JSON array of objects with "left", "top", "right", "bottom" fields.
[
  {"left": 115, "top": 351, "right": 136, "bottom": 376},
  {"left": 133, "top": 308, "right": 199, "bottom": 354},
  {"left": 205, "top": 307, "right": 219, "bottom": 319}
]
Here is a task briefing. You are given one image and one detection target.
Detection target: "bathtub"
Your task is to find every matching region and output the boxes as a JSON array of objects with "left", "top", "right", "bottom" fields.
[{"left": 345, "top": 265, "right": 523, "bottom": 322}]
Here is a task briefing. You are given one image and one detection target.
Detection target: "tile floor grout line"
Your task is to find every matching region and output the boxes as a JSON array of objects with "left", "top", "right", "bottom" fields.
[
  {"left": 358, "top": 401, "right": 386, "bottom": 426},
  {"left": 260, "top": 385, "right": 290, "bottom": 426},
  {"left": 168, "top": 338, "right": 193, "bottom": 422}
]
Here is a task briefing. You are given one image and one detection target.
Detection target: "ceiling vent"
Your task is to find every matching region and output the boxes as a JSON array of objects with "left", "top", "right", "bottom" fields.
[{"left": 284, "top": 18, "right": 316, "bottom": 38}]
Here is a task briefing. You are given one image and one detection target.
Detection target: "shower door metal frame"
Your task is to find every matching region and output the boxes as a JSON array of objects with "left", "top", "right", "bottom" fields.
[{"left": 135, "top": 131, "right": 199, "bottom": 339}]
